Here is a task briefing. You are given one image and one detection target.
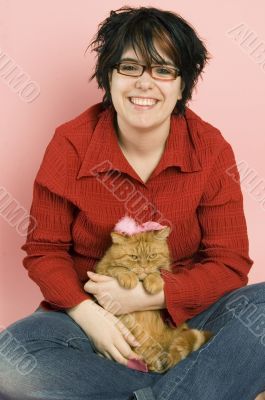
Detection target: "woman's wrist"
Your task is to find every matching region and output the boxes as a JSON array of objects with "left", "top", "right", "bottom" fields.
[
  {"left": 136, "top": 283, "right": 166, "bottom": 311},
  {"left": 65, "top": 299, "right": 97, "bottom": 320},
  {"left": 146, "top": 288, "right": 166, "bottom": 310}
]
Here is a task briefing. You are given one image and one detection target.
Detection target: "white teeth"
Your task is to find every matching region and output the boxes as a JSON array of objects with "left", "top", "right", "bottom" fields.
[{"left": 130, "top": 97, "right": 157, "bottom": 106}]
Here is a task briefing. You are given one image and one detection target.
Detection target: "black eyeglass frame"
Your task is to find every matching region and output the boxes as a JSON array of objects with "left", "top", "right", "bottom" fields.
[{"left": 112, "top": 62, "right": 182, "bottom": 80}]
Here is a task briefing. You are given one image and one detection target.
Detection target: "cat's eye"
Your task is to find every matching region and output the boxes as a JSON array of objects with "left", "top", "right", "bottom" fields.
[
  {"left": 149, "top": 253, "right": 157, "bottom": 259},
  {"left": 130, "top": 255, "right": 138, "bottom": 260}
]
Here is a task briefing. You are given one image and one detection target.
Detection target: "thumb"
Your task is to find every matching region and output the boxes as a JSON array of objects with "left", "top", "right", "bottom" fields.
[{"left": 87, "top": 271, "right": 112, "bottom": 281}]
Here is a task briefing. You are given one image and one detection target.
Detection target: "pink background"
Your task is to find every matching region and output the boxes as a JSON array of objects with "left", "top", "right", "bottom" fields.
[{"left": 1, "top": 1, "right": 264, "bottom": 327}]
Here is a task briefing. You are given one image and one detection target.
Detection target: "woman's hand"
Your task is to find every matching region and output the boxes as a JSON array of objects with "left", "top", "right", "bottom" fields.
[
  {"left": 84, "top": 270, "right": 166, "bottom": 314},
  {"left": 255, "top": 393, "right": 265, "bottom": 400},
  {"left": 66, "top": 299, "right": 142, "bottom": 367}
]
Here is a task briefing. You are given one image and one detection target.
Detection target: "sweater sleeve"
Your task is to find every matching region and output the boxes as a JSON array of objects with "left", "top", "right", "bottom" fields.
[
  {"left": 21, "top": 129, "right": 92, "bottom": 310},
  {"left": 161, "top": 142, "right": 254, "bottom": 326}
]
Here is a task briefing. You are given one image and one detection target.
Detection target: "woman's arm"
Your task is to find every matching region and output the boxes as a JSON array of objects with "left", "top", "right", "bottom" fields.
[
  {"left": 84, "top": 270, "right": 166, "bottom": 314},
  {"left": 160, "top": 143, "right": 254, "bottom": 326},
  {"left": 21, "top": 129, "right": 91, "bottom": 310}
]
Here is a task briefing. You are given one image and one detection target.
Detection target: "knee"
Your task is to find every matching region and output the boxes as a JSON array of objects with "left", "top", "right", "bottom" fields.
[
  {"left": 0, "top": 327, "right": 37, "bottom": 374},
  {"left": 0, "top": 349, "right": 37, "bottom": 400},
  {"left": 224, "top": 283, "right": 265, "bottom": 340},
  {"left": 229, "top": 282, "right": 265, "bottom": 305},
  {"left": 1, "top": 310, "right": 84, "bottom": 345},
  {"left": 0, "top": 311, "right": 89, "bottom": 400},
  {"left": 0, "top": 322, "right": 39, "bottom": 400},
  {"left": 225, "top": 282, "right": 265, "bottom": 314},
  {"left": 211, "top": 282, "right": 265, "bottom": 325}
]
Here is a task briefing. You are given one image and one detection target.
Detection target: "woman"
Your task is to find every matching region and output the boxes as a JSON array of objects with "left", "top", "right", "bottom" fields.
[{"left": 0, "top": 6, "right": 264, "bottom": 400}]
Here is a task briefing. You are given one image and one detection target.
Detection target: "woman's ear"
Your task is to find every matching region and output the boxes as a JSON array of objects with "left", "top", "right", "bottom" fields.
[
  {"left": 181, "top": 80, "right": 185, "bottom": 92},
  {"left": 108, "top": 71, "right": 112, "bottom": 88},
  {"left": 177, "top": 80, "right": 185, "bottom": 101}
]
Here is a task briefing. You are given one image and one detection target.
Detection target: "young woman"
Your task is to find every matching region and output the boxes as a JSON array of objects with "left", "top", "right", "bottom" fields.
[{"left": 1, "top": 6, "right": 264, "bottom": 400}]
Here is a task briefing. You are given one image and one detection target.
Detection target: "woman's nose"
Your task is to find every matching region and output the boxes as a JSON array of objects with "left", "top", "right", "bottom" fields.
[{"left": 135, "top": 72, "right": 155, "bottom": 89}]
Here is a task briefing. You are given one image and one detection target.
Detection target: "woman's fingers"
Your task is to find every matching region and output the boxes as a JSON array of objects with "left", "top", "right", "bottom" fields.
[
  {"left": 254, "top": 393, "right": 265, "bottom": 400},
  {"left": 96, "top": 351, "right": 107, "bottom": 359},
  {"left": 115, "top": 318, "right": 140, "bottom": 347},
  {"left": 98, "top": 312, "right": 143, "bottom": 365},
  {"left": 114, "top": 334, "right": 143, "bottom": 361},
  {"left": 108, "top": 345, "right": 130, "bottom": 366},
  {"left": 108, "top": 344, "right": 142, "bottom": 366}
]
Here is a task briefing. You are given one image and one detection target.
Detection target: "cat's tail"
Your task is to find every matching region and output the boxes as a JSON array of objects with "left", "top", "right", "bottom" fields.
[
  {"left": 191, "top": 329, "right": 214, "bottom": 351},
  {"left": 169, "top": 328, "right": 214, "bottom": 362},
  {"left": 151, "top": 329, "right": 214, "bottom": 373}
]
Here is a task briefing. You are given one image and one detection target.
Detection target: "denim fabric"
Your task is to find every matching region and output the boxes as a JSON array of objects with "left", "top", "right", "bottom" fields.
[{"left": 0, "top": 282, "right": 265, "bottom": 400}]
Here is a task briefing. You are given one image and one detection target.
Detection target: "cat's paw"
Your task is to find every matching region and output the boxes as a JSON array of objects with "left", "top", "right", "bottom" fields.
[
  {"left": 117, "top": 272, "right": 138, "bottom": 289},
  {"left": 143, "top": 273, "right": 164, "bottom": 294}
]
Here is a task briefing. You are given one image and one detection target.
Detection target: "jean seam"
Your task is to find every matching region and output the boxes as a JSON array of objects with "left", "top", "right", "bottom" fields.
[
  {"left": 66, "top": 336, "right": 97, "bottom": 352},
  {"left": 13, "top": 336, "right": 88, "bottom": 347},
  {"left": 199, "top": 309, "right": 233, "bottom": 328},
  {"left": 133, "top": 386, "right": 156, "bottom": 400},
  {"left": 17, "top": 338, "right": 70, "bottom": 348},
  {"left": 200, "top": 300, "right": 265, "bottom": 329},
  {"left": 65, "top": 336, "right": 90, "bottom": 344}
]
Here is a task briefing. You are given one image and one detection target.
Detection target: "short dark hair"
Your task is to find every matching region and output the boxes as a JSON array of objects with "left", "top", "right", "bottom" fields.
[{"left": 86, "top": 6, "right": 212, "bottom": 116}]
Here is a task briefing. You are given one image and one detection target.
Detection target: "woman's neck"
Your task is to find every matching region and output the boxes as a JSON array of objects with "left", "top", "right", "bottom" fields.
[{"left": 114, "top": 114, "right": 171, "bottom": 159}]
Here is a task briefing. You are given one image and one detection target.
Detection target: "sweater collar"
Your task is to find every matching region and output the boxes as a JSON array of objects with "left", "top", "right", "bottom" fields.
[{"left": 77, "top": 104, "right": 202, "bottom": 184}]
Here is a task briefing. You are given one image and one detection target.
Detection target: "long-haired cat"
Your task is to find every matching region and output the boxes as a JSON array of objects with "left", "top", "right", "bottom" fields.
[{"left": 94, "top": 217, "right": 213, "bottom": 373}]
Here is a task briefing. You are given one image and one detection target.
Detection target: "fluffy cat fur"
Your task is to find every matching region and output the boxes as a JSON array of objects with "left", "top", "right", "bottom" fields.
[{"left": 95, "top": 225, "right": 213, "bottom": 373}]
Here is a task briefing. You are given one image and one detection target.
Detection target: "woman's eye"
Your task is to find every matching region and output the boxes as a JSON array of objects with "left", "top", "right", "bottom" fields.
[
  {"left": 121, "top": 64, "right": 138, "bottom": 71},
  {"left": 130, "top": 255, "right": 138, "bottom": 260},
  {"left": 155, "top": 67, "right": 171, "bottom": 75}
]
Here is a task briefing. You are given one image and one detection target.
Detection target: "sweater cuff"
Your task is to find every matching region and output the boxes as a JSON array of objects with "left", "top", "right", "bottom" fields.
[
  {"left": 161, "top": 269, "right": 202, "bottom": 326},
  {"left": 39, "top": 292, "right": 92, "bottom": 312},
  {"left": 26, "top": 259, "right": 93, "bottom": 310}
]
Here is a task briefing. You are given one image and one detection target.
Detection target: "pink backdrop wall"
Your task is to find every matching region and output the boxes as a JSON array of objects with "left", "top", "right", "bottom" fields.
[{"left": 1, "top": 1, "right": 264, "bottom": 327}]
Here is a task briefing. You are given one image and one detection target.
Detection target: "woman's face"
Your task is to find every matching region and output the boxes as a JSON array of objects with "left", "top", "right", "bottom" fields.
[{"left": 108, "top": 43, "right": 184, "bottom": 132}]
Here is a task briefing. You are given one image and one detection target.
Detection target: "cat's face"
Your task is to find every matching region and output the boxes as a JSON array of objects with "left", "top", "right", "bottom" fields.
[{"left": 110, "top": 227, "right": 171, "bottom": 280}]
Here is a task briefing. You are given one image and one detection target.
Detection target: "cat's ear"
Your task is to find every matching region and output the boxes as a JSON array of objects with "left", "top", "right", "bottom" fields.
[
  {"left": 153, "top": 227, "right": 171, "bottom": 241},
  {"left": 111, "top": 231, "right": 127, "bottom": 244}
]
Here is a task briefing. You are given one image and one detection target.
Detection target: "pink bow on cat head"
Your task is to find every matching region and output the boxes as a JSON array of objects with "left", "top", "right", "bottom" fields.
[{"left": 114, "top": 216, "right": 169, "bottom": 236}]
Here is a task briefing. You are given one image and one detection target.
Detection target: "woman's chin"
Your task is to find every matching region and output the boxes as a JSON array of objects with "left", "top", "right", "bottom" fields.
[{"left": 127, "top": 117, "right": 160, "bottom": 131}]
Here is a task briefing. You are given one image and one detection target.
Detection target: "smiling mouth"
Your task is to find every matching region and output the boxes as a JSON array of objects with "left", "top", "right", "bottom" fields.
[{"left": 129, "top": 97, "right": 159, "bottom": 108}]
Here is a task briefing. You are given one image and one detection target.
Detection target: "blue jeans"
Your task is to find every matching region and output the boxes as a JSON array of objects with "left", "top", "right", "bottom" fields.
[{"left": 0, "top": 282, "right": 265, "bottom": 400}]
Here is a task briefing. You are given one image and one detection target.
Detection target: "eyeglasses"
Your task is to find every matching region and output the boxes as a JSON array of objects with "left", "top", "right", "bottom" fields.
[{"left": 113, "top": 62, "right": 181, "bottom": 81}]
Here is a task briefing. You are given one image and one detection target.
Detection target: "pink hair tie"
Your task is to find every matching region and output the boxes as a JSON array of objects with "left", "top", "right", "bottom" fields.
[{"left": 114, "top": 216, "right": 166, "bottom": 235}]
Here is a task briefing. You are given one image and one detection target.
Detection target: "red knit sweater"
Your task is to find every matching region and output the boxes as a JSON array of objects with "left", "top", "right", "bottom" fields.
[{"left": 21, "top": 102, "right": 254, "bottom": 326}]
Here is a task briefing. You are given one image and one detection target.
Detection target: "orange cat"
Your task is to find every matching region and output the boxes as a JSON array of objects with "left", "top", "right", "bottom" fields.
[{"left": 95, "top": 221, "right": 213, "bottom": 373}]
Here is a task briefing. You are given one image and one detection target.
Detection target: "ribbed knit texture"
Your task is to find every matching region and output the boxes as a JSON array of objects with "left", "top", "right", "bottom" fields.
[{"left": 21, "top": 102, "right": 254, "bottom": 326}]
